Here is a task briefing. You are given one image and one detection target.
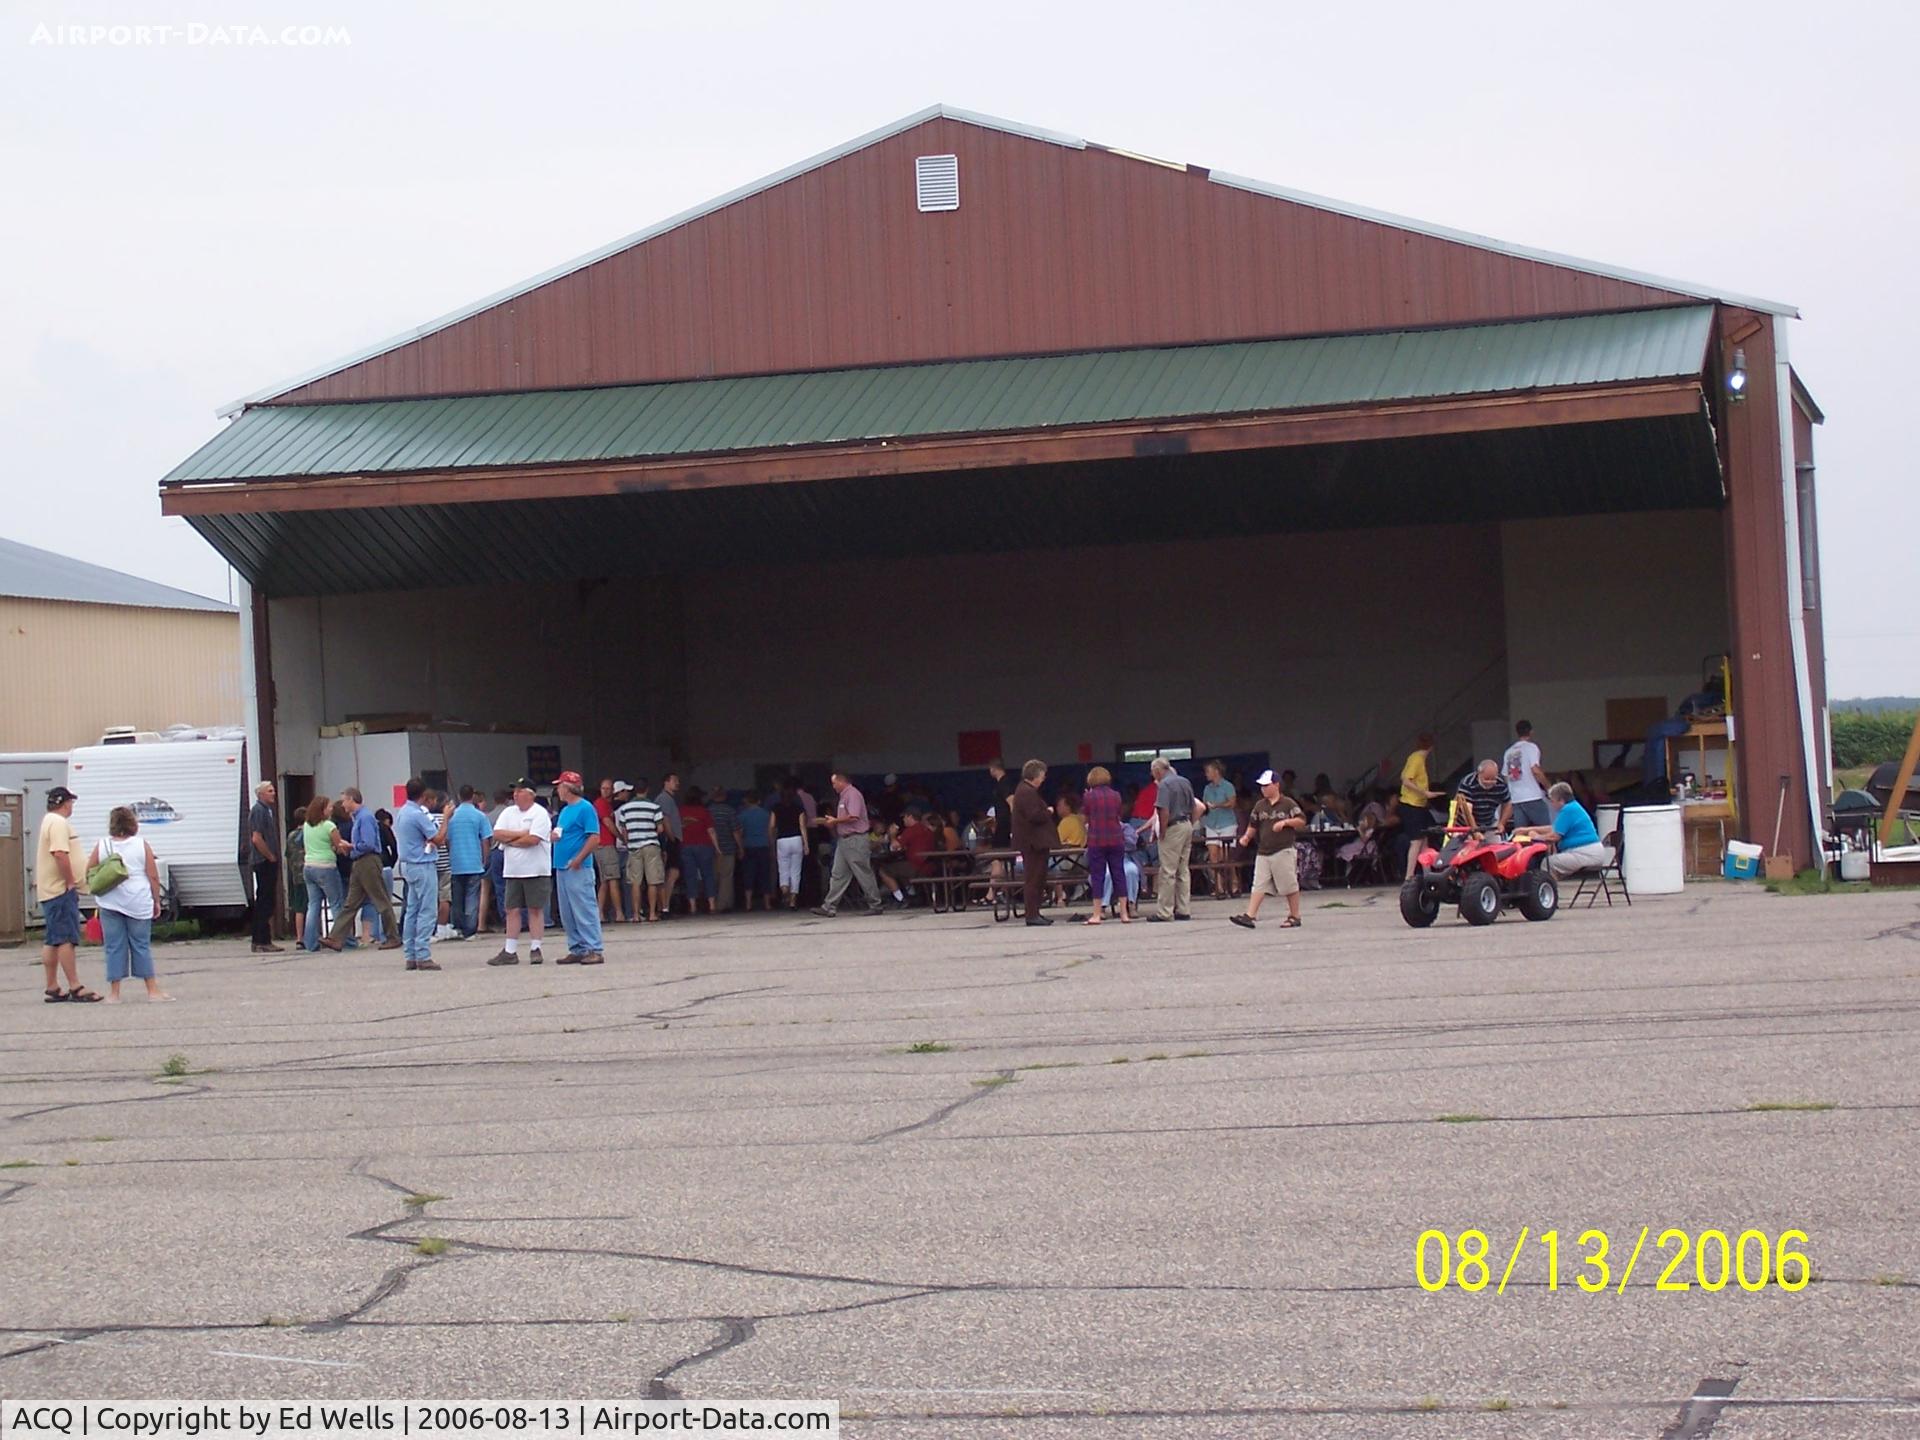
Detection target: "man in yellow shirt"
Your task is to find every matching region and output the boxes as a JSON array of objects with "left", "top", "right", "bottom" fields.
[
  {"left": 37, "top": 786, "right": 100, "bottom": 1002},
  {"left": 1398, "top": 733, "right": 1439, "bottom": 878}
]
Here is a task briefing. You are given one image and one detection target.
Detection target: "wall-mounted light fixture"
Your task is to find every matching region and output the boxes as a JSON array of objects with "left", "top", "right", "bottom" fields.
[{"left": 1726, "top": 346, "right": 1748, "bottom": 403}]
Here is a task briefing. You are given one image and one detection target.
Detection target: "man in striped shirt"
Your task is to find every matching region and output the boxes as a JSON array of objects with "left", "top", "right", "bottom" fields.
[{"left": 616, "top": 780, "right": 667, "bottom": 922}]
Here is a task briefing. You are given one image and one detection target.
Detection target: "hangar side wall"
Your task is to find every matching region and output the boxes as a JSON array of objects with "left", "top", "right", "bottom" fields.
[
  {"left": 1501, "top": 511, "right": 1730, "bottom": 770},
  {"left": 682, "top": 526, "right": 1510, "bottom": 787}
]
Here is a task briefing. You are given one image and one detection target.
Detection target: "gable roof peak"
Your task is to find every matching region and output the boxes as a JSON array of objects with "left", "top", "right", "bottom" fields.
[{"left": 220, "top": 104, "right": 1794, "bottom": 416}]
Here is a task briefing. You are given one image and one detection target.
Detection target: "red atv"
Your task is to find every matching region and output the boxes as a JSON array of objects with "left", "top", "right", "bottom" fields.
[{"left": 1400, "top": 827, "right": 1560, "bottom": 927}]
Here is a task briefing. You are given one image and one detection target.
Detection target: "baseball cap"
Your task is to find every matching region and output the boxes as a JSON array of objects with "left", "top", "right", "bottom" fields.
[
  {"left": 613, "top": 779, "right": 633, "bottom": 792},
  {"left": 511, "top": 777, "right": 534, "bottom": 791},
  {"left": 47, "top": 785, "right": 78, "bottom": 806},
  {"left": 555, "top": 770, "right": 584, "bottom": 789},
  {"left": 1255, "top": 769, "right": 1277, "bottom": 786}
]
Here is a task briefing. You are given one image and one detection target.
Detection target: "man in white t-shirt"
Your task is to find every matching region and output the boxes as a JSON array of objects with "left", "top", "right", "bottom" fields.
[
  {"left": 1503, "top": 720, "right": 1551, "bottom": 828},
  {"left": 488, "top": 780, "right": 554, "bottom": 966}
]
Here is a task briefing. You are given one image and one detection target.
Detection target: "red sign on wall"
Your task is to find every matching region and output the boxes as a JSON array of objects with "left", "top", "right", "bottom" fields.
[{"left": 957, "top": 730, "right": 1002, "bottom": 766}]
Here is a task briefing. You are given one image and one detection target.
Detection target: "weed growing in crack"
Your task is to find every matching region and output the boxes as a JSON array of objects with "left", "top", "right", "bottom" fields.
[
  {"left": 88, "top": 1136, "right": 115, "bottom": 1143},
  {"left": 611, "top": 1311, "right": 633, "bottom": 1323},
  {"left": 1142, "top": 1053, "right": 1170, "bottom": 1062},
  {"left": 61, "top": 1158, "right": 78, "bottom": 1167},
  {"left": 159, "top": 1053, "right": 189, "bottom": 1078},
  {"left": 1015, "top": 1061, "right": 1082, "bottom": 1071},
  {"left": 1874, "top": 1273, "right": 1906, "bottom": 1286},
  {"left": 1746, "top": 1099, "right": 1835, "bottom": 1112},
  {"left": 1436, "top": 1113, "right": 1492, "bottom": 1124},
  {"left": 1414, "top": 1396, "right": 1441, "bottom": 1412},
  {"left": 972, "top": 1075, "right": 1016, "bottom": 1088},
  {"left": 1480, "top": 1397, "right": 1512, "bottom": 1412},
  {"left": 1108, "top": 1057, "right": 1131, "bottom": 1065},
  {"left": 403, "top": 1192, "right": 448, "bottom": 1208},
  {"left": 901, "top": 1040, "right": 952, "bottom": 1054},
  {"left": 414, "top": 1237, "right": 450, "bottom": 1256},
  {"left": 262, "top": 1316, "right": 297, "bottom": 1328},
  {"left": 0, "top": 1160, "right": 39, "bottom": 1170}
]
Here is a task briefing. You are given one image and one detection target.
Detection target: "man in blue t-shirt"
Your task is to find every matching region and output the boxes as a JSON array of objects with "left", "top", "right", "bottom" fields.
[
  {"left": 551, "top": 772, "right": 604, "bottom": 963},
  {"left": 1516, "top": 781, "right": 1611, "bottom": 879},
  {"left": 391, "top": 779, "right": 451, "bottom": 970},
  {"left": 445, "top": 786, "right": 493, "bottom": 938}
]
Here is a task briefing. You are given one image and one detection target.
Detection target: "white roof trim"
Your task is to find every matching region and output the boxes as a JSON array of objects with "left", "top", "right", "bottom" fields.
[
  {"left": 1208, "top": 170, "right": 1797, "bottom": 320},
  {"left": 222, "top": 104, "right": 1793, "bottom": 417}
]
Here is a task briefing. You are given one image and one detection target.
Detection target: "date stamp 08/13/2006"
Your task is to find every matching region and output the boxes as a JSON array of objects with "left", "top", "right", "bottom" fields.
[{"left": 1415, "top": 1227, "right": 1811, "bottom": 1295}]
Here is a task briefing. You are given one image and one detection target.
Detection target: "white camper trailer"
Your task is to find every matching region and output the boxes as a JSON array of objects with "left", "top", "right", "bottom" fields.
[{"left": 66, "top": 733, "right": 251, "bottom": 917}]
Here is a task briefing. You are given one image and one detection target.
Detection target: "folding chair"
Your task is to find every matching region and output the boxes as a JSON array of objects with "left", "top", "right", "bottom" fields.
[
  {"left": 1570, "top": 829, "right": 1631, "bottom": 908},
  {"left": 1344, "top": 835, "right": 1386, "bottom": 888}
]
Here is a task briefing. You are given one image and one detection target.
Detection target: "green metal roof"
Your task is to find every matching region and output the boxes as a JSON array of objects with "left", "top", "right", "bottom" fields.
[{"left": 166, "top": 306, "right": 1712, "bottom": 485}]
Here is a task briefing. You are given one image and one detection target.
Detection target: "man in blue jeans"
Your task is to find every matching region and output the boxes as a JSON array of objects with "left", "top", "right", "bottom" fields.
[
  {"left": 392, "top": 778, "right": 451, "bottom": 972},
  {"left": 551, "top": 771, "right": 605, "bottom": 964}
]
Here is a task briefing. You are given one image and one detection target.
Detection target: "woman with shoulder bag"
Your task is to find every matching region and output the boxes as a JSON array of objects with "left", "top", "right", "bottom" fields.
[{"left": 89, "top": 805, "right": 171, "bottom": 1003}]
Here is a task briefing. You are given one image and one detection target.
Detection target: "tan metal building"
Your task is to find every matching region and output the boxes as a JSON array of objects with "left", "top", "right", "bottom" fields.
[{"left": 0, "top": 536, "right": 241, "bottom": 752}]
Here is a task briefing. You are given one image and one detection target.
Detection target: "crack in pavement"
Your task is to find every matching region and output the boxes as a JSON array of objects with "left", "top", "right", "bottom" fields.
[
  {"left": 860, "top": 1069, "right": 1019, "bottom": 1144},
  {"left": 8, "top": 1081, "right": 213, "bottom": 1124}
]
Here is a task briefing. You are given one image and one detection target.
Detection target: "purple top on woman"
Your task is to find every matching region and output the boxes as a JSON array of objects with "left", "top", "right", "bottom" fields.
[{"left": 1082, "top": 786, "right": 1124, "bottom": 848}]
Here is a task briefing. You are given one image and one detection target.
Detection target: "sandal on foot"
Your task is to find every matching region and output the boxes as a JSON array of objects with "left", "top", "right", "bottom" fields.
[
  {"left": 66, "top": 987, "right": 104, "bottom": 1003},
  {"left": 44, "top": 987, "right": 68, "bottom": 1003},
  {"left": 1278, "top": 917, "right": 1302, "bottom": 929}
]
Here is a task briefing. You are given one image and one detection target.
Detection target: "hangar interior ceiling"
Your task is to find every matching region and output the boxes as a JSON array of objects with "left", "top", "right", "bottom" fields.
[{"left": 187, "top": 408, "right": 1722, "bottom": 597}]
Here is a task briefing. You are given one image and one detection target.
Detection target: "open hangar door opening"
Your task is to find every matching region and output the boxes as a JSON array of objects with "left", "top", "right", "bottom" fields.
[{"left": 181, "top": 399, "right": 1730, "bottom": 821}]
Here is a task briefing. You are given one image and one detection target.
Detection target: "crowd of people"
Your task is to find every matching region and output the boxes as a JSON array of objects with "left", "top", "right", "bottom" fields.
[{"left": 34, "top": 722, "right": 1613, "bottom": 996}]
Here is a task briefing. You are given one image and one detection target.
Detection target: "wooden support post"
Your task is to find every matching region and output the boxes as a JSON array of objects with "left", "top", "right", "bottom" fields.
[{"left": 1880, "top": 713, "right": 1920, "bottom": 847}]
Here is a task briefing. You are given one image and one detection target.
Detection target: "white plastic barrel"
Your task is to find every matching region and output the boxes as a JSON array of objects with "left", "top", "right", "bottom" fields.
[
  {"left": 1595, "top": 804, "right": 1622, "bottom": 845},
  {"left": 1839, "top": 850, "right": 1870, "bottom": 882},
  {"left": 1621, "top": 804, "right": 1684, "bottom": 895}
]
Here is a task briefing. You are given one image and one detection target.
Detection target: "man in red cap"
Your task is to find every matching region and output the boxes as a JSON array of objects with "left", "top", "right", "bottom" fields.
[{"left": 550, "top": 772, "right": 604, "bottom": 963}]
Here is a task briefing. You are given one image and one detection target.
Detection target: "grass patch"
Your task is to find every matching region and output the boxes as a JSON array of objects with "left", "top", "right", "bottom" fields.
[
  {"left": 413, "top": 1237, "right": 450, "bottom": 1256},
  {"left": 1015, "top": 1061, "right": 1083, "bottom": 1072},
  {"left": 1745, "top": 1100, "right": 1836, "bottom": 1113},
  {"left": 1414, "top": 1396, "right": 1442, "bottom": 1413},
  {"left": 159, "top": 1053, "right": 189, "bottom": 1078},
  {"left": 151, "top": 919, "right": 202, "bottom": 943},
  {"left": 971, "top": 1074, "right": 1016, "bottom": 1088},
  {"left": 88, "top": 1136, "right": 115, "bottom": 1144},
  {"left": 0, "top": 1160, "right": 40, "bottom": 1170},
  {"left": 901, "top": 1040, "right": 952, "bottom": 1054},
  {"left": 1764, "top": 868, "right": 1869, "bottom": 897},
  {"left": 402, "top": 1192, "right": 447, "bottom": 1208},
  {"left": 1436, "top": 1113, "right": 1493, "bottom": 1124},
  {"left": 1480, "top": 1397, "right": 1512, "bottom": 1412}
]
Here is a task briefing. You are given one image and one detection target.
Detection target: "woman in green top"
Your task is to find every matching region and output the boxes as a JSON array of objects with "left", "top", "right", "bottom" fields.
[
  {"left": 1201, "top": 760, "right": 1241, "bottom": 900},
  {"left": 301, "top": 795, "right": 347, "bottom": 952}
]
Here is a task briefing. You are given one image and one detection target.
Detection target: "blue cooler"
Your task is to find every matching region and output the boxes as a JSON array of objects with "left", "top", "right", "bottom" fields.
[{"left": 1723, "top": 840, "right": 1763, "bottom": 880}]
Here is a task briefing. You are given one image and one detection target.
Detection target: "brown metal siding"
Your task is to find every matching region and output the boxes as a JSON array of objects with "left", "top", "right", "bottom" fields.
[
  {"left": 1719, "top": 313, "right": 1816, "bottom": 864},
  {"left": 275, "top": 118, "right": 1687, "bottom": 405},
  {"left": 0, "top": 598, "right": 242, "bottom": 750}
]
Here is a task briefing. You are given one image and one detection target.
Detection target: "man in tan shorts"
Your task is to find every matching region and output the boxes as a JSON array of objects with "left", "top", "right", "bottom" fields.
[{"left": 1232, "top": 769, "right": 1307, "bottom": 931}]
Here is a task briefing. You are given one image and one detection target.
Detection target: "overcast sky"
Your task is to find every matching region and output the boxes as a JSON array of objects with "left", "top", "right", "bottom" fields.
[{"left": 3, "top": 0, "right": 1914, "bottom": 695}]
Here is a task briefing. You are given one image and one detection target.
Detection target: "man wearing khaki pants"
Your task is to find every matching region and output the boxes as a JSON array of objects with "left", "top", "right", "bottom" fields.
[
  {"left": 1149, "top": 758, "right": 1200, "bottom": 922},
  {"left": 320, "top": 787, "right": 401, "bottom": 951}
]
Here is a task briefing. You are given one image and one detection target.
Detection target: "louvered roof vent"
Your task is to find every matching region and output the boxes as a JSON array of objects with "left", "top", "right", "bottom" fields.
[{"left": 915, "top": 154, "right": 959, "bottom": 212}]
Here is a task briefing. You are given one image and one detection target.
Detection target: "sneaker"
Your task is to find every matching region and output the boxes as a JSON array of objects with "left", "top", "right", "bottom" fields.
[
  {"left": 412, "top": 959, "right": 442, "bottom": 971},
  {"left": 1174, "top": 914, "right": 1192, "bottom": 922},
  {"left": 377, "top": 939, "right": 403, "bottom": 950},
  {"left": 251, "top": 943, "right": 285, "bottom": 954},
  {"left": 811, "top": 906, "right": 837, "bottom": 918},
  {"left": 579, "top": 952, "right": 605, "bottom": 965},
  {"left": 528, "top": 950, "right": 545, "bottom": 965},
  {"left": 556, "top": 953, "right": 582, "bottom": 965},
  {"left": 1024, "top": 915, "right": 1054, "bottom": 927},
  {"left": 864, "top": 904, "right": 885, "bottom": 915},
  {"left": 486, "top": 951, "right": 519, "bottom": 966},
  {"left": 1230, "top": 914, "right": 1256, "bottom": 930}
]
